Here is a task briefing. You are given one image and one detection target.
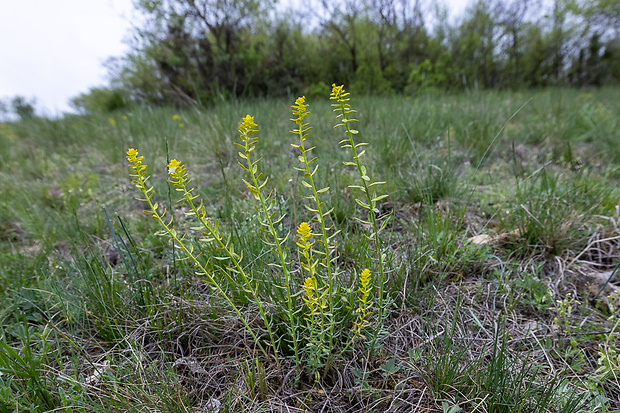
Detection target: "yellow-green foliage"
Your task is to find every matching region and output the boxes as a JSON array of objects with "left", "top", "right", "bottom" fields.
[
  {"left": 126, "top": 84, "right": 386, "bottom": 379},
  {"left": 594, "top": 293, "right": 620, "bottom": 382},
  {"left": 331, "top": 83, "right": 390, "bottom": 346},
  {"left": 354, "top": 268, "right": 373, "bottom": 337}
]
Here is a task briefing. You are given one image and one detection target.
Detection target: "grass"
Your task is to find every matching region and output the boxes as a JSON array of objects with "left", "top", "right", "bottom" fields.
[{"left": 0, "top": 87, "right": 620, "bottom": 412}]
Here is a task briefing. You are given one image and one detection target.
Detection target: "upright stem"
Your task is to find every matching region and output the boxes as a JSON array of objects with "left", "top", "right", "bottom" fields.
[
  {"left": 294, "top": 123, "right": 336, "bottom": 355},
  {"left": 336, "top": 100, "right": 386, "bottom": 351},
  {"left": 129, "top": 159, "right": 275, "bottom": 363},
  {"left": 176, "top": 176, "right": 280, "bottom": 364},
  {"left": 240, "top": 139, "right": 301, "bottom": 369}
]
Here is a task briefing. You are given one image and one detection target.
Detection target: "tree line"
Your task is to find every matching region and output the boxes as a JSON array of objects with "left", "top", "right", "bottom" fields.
[{"left": 72, "top": 0, "right": 620, "bottom": 112}]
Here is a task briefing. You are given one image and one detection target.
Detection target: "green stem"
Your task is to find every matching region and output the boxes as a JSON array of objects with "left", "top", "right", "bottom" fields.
[
  {"left": 175, "top": 177, "right": 280, "bottom": 365},
  {"left": 337, "top": 101, "right": 386, "bottom": 351},
  {"left": 294, "top": 124, "right": 336, "bottom": 360},
  {"left": 134, "top": 170, "right": 275, "bottom": 364},
  {"left": 241, "top": 142, "right": 301, "bottom": 368}
]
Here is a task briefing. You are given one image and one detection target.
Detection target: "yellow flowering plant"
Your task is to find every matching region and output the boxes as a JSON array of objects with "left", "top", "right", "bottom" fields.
[
  {"left": 127, "top": 148, "right": 279, "bottom": 365},
  {"left": 126, "top": 85, "right": 387, "bottom": 380},
  {"left": 235, "top": 114, "right": 301, "bottom": 367},
  {"left": 331, "top": 83, "right": 390, "bottom": 348}
]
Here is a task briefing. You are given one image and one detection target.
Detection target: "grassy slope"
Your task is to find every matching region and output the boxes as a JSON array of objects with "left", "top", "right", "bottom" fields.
[{"left": 0, "top": 88, "right": 619, "bottom": 412}]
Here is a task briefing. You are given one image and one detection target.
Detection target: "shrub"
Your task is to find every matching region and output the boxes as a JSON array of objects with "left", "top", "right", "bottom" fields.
[{"left": 71, "top": 87, "right": 129, "bottom": 114}]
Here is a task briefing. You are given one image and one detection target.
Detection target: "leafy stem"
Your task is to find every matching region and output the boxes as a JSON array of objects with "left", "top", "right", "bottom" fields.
[
  {"left": 236, "top": 115, "right": 301, "bottom": 369},
  {"left": 167, "top": 158, "right": 280, "bottom": 364},
  {"left": 290, "top": 97, "right": 337, "bottom": 365},
  {"left": 331, "top": 84, "right": 389, "bottom": 351},
  {"left": 126, "top": 149, "right": 275, "bottom": 363}
]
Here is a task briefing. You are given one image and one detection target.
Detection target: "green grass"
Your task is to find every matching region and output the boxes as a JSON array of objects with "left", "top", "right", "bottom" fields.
[{"left": 0, "top": 88, "right": 619, "bottom": 412}]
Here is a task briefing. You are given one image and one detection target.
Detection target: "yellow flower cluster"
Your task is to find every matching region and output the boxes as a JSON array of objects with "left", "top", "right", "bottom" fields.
[
  {"left": 354, "top": 268, "right": 373, "bottom": 335},
  {"left": 303, "top": 276, "right": 318, "bottom": 306},
  {"left": 330, "top": 84, "right": 349, "bottom": 102},
  {"left": 296, "top": 221, "right": 314, "bottom": 251},
  {"left": 239, "top": 114, "right": 258, "bottom": 138},
  {"left": 291, "top": 96, "right": 309, "bottom": 125},
  {"left": 167, "top": 159, "right": 183, "bottom": 176},
  {"left": 126, "top": 148, "right": 148, "bottom": 189},
  {"left": 359, "top": 268, "right": 372, "bottom": 299},
  {"left": 126, "top": 148, "right": 142, "bottom": 166},
  {"left": 297, "top": 222, "right": 321, "bottom": 312}
]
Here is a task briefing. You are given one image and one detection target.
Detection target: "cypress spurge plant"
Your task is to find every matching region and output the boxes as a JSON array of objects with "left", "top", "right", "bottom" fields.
[
  {"left": 290, "top": 97, "right": 338, "bottom": 365},
  {"left": 235, "top": 114, "right": 301, "bottom": 369},
  {"left": 297, "top": 221, "right": 328, "bottom": 380},
  {"left": 353, "top": 268, "right": 373, "bottom": 337},
  {"left": 330, "top": 84, "right": 390, "bottom": 346},
  {"left": 126, "top": 148, "right": 279, "bottom": 365},
  {"left": 125, "top": 85, "right": 386, "bottom": 380}
]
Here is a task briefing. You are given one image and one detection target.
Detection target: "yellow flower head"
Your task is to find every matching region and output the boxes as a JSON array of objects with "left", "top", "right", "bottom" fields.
[
  {"left": 297, "top": 221, "right": 311, "bottom": 241},
  {"left": 126, "top": 148, "right": 142, "bottom": 164},
  {"left": 238, "top": 115, "right": 259, "bottom": 143},
  {"left": 296, "top": 221, "right": 314, "bottom": 252},
  {"left": 359, "top": 269, "right": 372, "bottom": 294},
  {"left": 291, "top": 96, "right": 309, "bottom": 124},
  {"left": 108, "top": 118, "right": 117, "bottom": 126},
  {"left": 303, "top": 276, "right": 317, "bottom": 299},
  {"left": 126, "top": 148, "right": 147, "bottom": 184},
  {"left": 122, "top": 115, "right": 128, "bottom": 121},
  {"left": 330, "top": 84, "right": 348, "bottom": 102},
  {"left": 167, "top": 159, "right": 183, "bottom": 176},
  {"left": 172, "top": 114, "right": 181, "bottom": 120},
  {"left": 178, "top": 123, "right": 185, "bottom": 128},
  {"left": 239, "top": 114, "right": 258, "bottom": 133}
]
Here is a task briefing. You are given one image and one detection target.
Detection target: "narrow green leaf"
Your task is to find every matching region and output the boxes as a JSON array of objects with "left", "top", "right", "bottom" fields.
[
  {"left": 372, "top": 194, "right": 389, "bottom": 203},
  {"left": 355, "top": 198, "right": 370, "bottom": 209},
  {"left": 368, "top": 181, "right": 386, "bottom": 187},
  {"left": 348, "top": 185, "right": 366, "bottom": 191}
]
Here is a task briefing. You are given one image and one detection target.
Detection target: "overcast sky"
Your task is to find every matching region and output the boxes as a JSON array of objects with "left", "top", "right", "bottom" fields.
[
  {"left": 0, "top": 0, "right": 469, "bottom": 117},
  {"left": 0, "top": 0, "right": 134, "bottom": 117}
]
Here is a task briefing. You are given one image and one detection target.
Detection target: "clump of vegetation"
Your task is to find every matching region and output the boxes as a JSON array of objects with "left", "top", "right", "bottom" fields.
[{"left": 126, "top": 85, "right": 390, "bottom": 380}]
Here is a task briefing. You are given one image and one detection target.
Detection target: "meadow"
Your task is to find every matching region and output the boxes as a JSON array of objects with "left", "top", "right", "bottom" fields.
[{"left": 0, "top": 87, "right": 619, "bottom": 412}]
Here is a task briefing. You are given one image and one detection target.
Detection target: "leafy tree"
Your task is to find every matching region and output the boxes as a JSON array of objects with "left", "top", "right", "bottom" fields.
[
  {"left": 10, "top": 96, "right": 36, "bottom": 120},
  {"left": 496, "top": 0, "right": 538, "bottom": 87},
  {"left": 91, "top": 0, "right": 619, "bottom": 107},
  {"left": 451, "top": 0, "right": 501, "bottom": 89},
  {"left": 71, "top": 87, "right": 129, "bottom": 114}
]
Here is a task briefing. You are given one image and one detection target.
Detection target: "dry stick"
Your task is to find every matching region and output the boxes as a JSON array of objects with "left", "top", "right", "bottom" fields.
[
  {"left": 567, "top": 235, "right": 620, "bottom": 268},
  {"left": 529, "top": 329, "right": 556, "bottom": 375},
  {"left": 594, "top": 259, "right": 620, "bottom": 300}
]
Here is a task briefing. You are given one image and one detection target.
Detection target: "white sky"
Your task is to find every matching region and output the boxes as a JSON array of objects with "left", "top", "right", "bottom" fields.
[
  {"left": 0, "top": 0, "right": 469, "bottom": 117},
  {"left": 0, "top": 0, "right": 134, "bottom": 117}
]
